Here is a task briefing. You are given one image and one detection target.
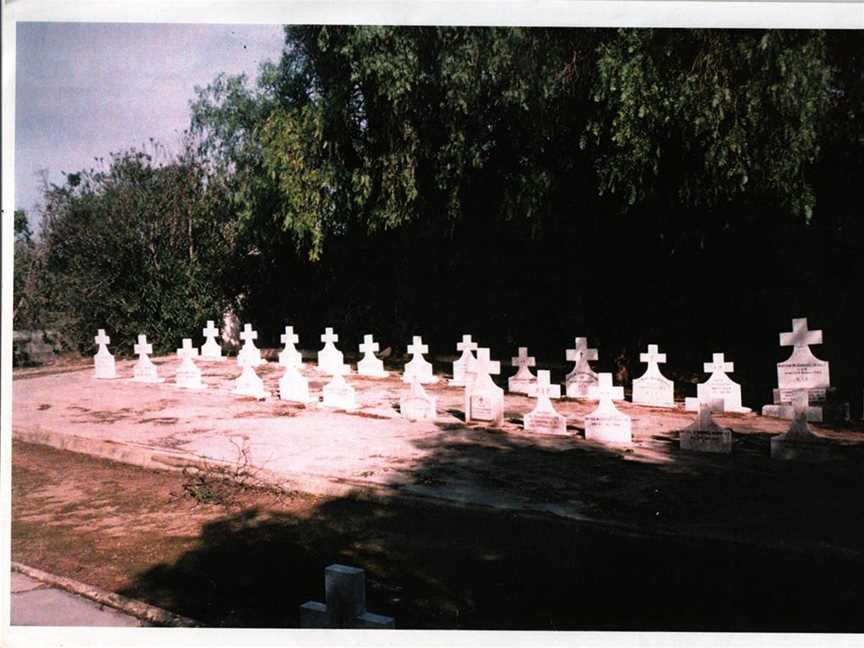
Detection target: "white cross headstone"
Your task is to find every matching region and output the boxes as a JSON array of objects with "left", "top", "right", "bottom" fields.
[
  {"left": 400, "top": 374, "right": 437, "bottom": 421},
  {"left": 357, "top": 334, "right": 388, "bottom": 377},
  {"left": 564, "top": 337, "right": 599, "bottom": 398},
  {"left": 131, "top": 334, "right": 163, "bottom": 383},
  {"left": 175, "top": 338, "right": 207, "bottom": 390},
  {"left": 402, "top": 336, "right": 437, "bottom": 384},
  {"left": 450, "top": 334, "right": 478, "bottom": 386},
  {"left": 234, "top": 348, "right": 269, "bottom": 399},
  {"left": 584, "top": 373, "right": 632, "bottom": 444},
  {"left": 299, "top": 564, "right": 395, "bottom": 629},
  {"left": 200, "top": 320, "right": 225, "bottom": 361},
  {"left": 632, "top": 344, "right": 674, "bottom": 407},
  {"left": 679, "top": 397, "right": 732, "bottom": 454},
  {"left": 93, "top": 329, "right": 117, "bottom": 379},
  {"left": 685, "top": 352, "right": 748, "bottom": 413},
  {"left": 278, "top": 326, "right": 303, "bottom": 368},
  {"left": 278, "top": 359, "right": 312, "bottom": 404},
  {"left": 770, "top": 390, "right": 831, "bottom": 462},
  {"left": 322, "top": 364, "right": 358, "bottom": 410},
  {"left": 524, "top": 370, "right": 567, "bottom": 435},
  {"left": 236, "top": 323, "right": 263, "bottom": 368},
  {"left": 508, "top": 346, "right": 537, "bottom": 395},
  {"left": 318, "top": 327, "right": 347, "bottom": 376},
  {"left": 465, "top": 348, "right": 504, "bottom": 426}
]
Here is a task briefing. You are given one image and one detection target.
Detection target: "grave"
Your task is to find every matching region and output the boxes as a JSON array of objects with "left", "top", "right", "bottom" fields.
[
  {"left": 357, "top": 334, "right": 388, "bottom": 377},
  {"left": 278, "top": 326, "right": 303, "bottom": 368},
  {"left": 584, "top": 373, "right": 632, "bottom": 445},
  {"left": 508, "top": 347, "right": 537, "bottom": 395},
  {"left": 236, "top": 323, "right": 264, "bottom": 368},
  {"left": 450, "top": 334, "right": 478, "bottom": 386},
  {"left": 175, "top": 339, "right": 207, "bottom": 390},
  {"left": 279, "top": 361, "right": 312, "bottom": 404},
  {"left": 464, "top": 348, "right": 504, "bottom": 426},
  {"left": 234, "top": 352, "right": 269, "bottom": 399},
  {"left": 684, "top": 353, "right": 750, "bottom": 413},
  {"left": 762, "top": 318, "right": 848, "bottom": 423},
  {"left": 199, "top": 320, "right": 225, "bottom": 361},
  {"left": 679, "top": 399, "right": 732, "bottom": 454},
  {"left": 318, "top": 327, "right": 347, "bottom": 376},
  {"left": 402, "top": 336, "right": 438, "bottom": 384},
  {"left": 523, "top": 370, "right": 567, "bottom": 435},
  {"left": 322, "top": 366, "right": 358, "bottom": 410},
  {"left": 131, "top": 334, "right": 163, "bottom": 383},
  {"left": 400, "top": 374, "right": 437, "bottom": 421},
  {"left": 299, "top": 564, "right": 395, "bottom": 629},
  {"left": 632, "top": 344, "right": 674, "bottom": 408},
  {"left": 93, "top": 329, "right": 117, "bottom": 380},
  {"left": 770, "top": 391, "right": 832, "bottom": 462},
  {"left": 564, "top": 337, "right": 599, "bottom": 398}
]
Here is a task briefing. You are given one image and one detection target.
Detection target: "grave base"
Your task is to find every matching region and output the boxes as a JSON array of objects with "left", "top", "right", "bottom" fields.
[
  {"left": 680, "top": 429, "right": 732, "bottom": 454},
  {"left": 770, "top": 436, "right": 833, "bottom": 462},
  {"left": 684, "top": 397, "right": 751, "bottom": 414},
  {"left": 762, "top": 402, "right": 849, "bottom": 424}
]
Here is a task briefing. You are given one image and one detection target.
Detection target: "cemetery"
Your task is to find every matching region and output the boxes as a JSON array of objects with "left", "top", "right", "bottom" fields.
[{"left": 10, "top": 22, "right": 864, "bottom": 636}]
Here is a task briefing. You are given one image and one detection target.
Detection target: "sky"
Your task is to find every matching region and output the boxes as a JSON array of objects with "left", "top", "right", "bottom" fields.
[{"left": 14, "top": 22, "right": 286, "bottom": 225}]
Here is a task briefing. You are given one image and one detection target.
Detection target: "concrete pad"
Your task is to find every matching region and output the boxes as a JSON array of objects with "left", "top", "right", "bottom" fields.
[{"left": 11, "top": 587, "right": 144, "bottom": 626}]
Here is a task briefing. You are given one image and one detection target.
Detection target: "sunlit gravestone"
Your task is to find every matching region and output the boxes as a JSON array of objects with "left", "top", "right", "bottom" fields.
[
  {"left": 279, "top": 359, "right": 312, "bottom": 404},
  {"left": 584, "top": 373, "right": 632, "bottom": 445},
  {"left": 317, "top": 327, "right": 346, "bottom": 376},
  {"left": 508, "top": 346, "right": 537, "bottom": 395},
  {"left": 632, "top": 344, "right": 674, "bottom": 407},
  {"left": 278, "top": 325, "right": 303, "bottom": 368},
  {"left": 131, "top": 334, "right": 163, "bottom": 383},
  {"left": 236, "top": 323, "right": 263, "bottom": 368},
  {"left": 402, "top": 336, "right": 438, "bottom": 384},
  {"left": 357, "top": 334, "right": 388, "bottom": 377},
  {"left": 685, "top": 353, "right": 749, "bottom": 413},
  {"left": 93, "top": 329, "right": 117, "bottom": 379},
  {"left": 234, "top": 347, "right": 269, "bottom": 399},
  {"left": 464, "top": 348, "right": 504, "bottom": 426},
  {"left": 199, "top": 320, "right": 225, "bottom": 361},
  {"left": 523, "top": 370, "right": 567, "bottom": 435},
  {"left": 322, "top": 363, "right": 358, "bottom": 410},
  {"left": 450, "top": 334, "right": 478, "bottom": 386},
  {"left": 175, "top": 338, "right": 207, "bottom": 390},
  {"left": 300, "top": 564, "right": 395, "bottom": 629},
  {"left": 400, "top": 373, "right": 437, "bottom": 421},
  {"left": 564, "top": 337, "right": 599, "bottom": 398}
]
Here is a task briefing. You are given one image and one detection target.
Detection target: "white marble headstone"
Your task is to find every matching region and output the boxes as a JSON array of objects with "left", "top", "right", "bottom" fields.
[
  {"left": 318, "top": 327, "right": 347, "bottom": 376},
  {"left": 132, "top": 334, "right": 163, "bottom": 383},
  {"left": 200, "top": 320, "right": 225, "bottom": 361},
  {"left": 400, "top": 375, "right": 437, "bottom": 421},
  {"left": 402, "top": 336, "right": 437, "bottom": 384},
  {"left": 234, "top": 350, "right": 269, "bottom": 399},
  {"left": 237, "top": 323, "right": 264, "bottom": 368},
  {"left": 685, "top": 353, "right": 749, "bottom": 413},
  {"left": 679, "top": 399, "right": 732, "bottom": 454},
  {"left": 279, "top": 326, "right": 303, "bottom": 368},
  {"left": 279, "top": 361, "right": 312, "bottom": 404},
  {"left": 93, "top": 329, "right": 117, "bottom": 379},
  {"left": 322, "top": 367, "right": 358, "bottom": 410},
  {"left": 524, "top": 370, "right": 566, "bottom": 435},
  {"left": 464, "top": 348, "right": 504, "bottom": 426},
  {"left": 358, "top": 334, "right": 388, "bottom": 377},
  {"left": 508, "top": 347, "right": 537, "bottom": 395},
  {"left": 632, "top": 344, "right": 674, "bottom": 407},
  {"left": 175, "top": 338, "right": 207, "bottom": 390},
  {"left": 564, "top": 337, "right": 599, "bottom": 398},
  {"left": 584, "top": 373, "right": 631, "bottom": 444},
  {"left": 450, "top": 334, "right": 478, "bottom": 386}
]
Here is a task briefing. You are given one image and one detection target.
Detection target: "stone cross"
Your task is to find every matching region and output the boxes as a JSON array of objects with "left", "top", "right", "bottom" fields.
[
  {"left": 780, "top": 318, "right": 822, "bottom": 349},
  {"left": 566, "top": 337, "right": 598, "bottom": 364},
  {"left": 240, "top": 323, "right": 257, "bottom": 344},
  {"left": 300, "top": 564, "right": 395, "bottom": 629},
  {"left": 407, "top": 336, "right": 428, "bottom": 357},
  {"left": 474, "top": 348, "right": 500, "bottom": 376},
  {"left": 203, "top": 320, "right": 219, "bottom": 339},
  {"left": 535, "top": 370, "right": 561, "bottom": 400},
  {"left": 94, "top": 329, "right": 111, "bottom": 347},
  {"left": 792, "top": 389, "right": 810, "bottom": 418},
  {"left": 640, "top": 344, "right": 666, "bottom": 365},
  {"left": 457, "top": 334, "right": 478, "bottom": 354},
  {"left": 133, "top": 334, "right": 152, "bottom": 357},
  {"left": 359, "top": 334, "right": 379, "bottom": 356},
  {"left": 321, "top": 327, "right": 338, "bottom": 345},
  {"left": 512, "top": 347, "right": 536, "bottom": 369},
  {"left": 177, "top": 338, "right": 199, "bottom": 360},
  {"left": 704, "top": 353, "right": 734, "bottom": 375},
  {"left": 591, "top": 372, "right": 624, "bottom": 402},
  {"left": 281, "top": 326, "right": 299, "bottom": 347}
]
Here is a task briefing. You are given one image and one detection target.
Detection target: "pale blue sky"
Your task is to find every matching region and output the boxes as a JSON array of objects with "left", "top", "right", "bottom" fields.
[{"left": 15, "top": 22, "right": 285, "bottom": 224}]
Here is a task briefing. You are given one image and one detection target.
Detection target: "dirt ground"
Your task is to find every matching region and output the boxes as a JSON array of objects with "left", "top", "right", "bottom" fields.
[{"left": 11, "top": 438, "right": 864, "bottom": 631}]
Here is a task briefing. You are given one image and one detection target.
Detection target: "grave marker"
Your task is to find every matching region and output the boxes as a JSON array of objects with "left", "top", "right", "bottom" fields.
[
  {"left": 358, "top": 334, "right": 388, "bottom": 377},
  {"left": 450, "top": 334, "right": 478, "bottom": 386},
  {"left": 402, "top": 336, "right": 438, "bottom": 384},
  {"left": 400, "top": 374, "right": 437, "bottom": 421},
  {"left": 234, "top": 350, "right": 269, "bottom": 399},
  {"left": 318, "top": 327, "right": 347, "bottom": 376},
  {"left": 278, "top": 326, "right": 303, "bottom": 368},
  {"left": 93, "top": 329, "right": 117, "bottom": 379},
  {"left": 508, "top": 347, "right": 537, "bottom": 395},
  {"left": 679, "top": 399, "right": 732, "bottom": 454},
  {"left": 684, "top": 353, "right": 750, "bottom": 413},
  {"left": 523, "top": 370, "right": 567, "bottom": 435},
  {"left": 175, "top": 339, "right": 207, "bottom": 390},
  {"left": 632, "top": 344, "right": 674, "bottom": 407},
  {"left": 236, "top": 323, "right": 263, "bottom": 368},
  {"left": 564, "top": 337, "right": 598, "bottom": 398},
  {"left": 300, "top": 564, "right": 395, "bottom": 629},
  {"left": 278, "top": 360, "right": 312, "bottom": 404},
  {"left": 584, "top": 373, "right": 632, "bottom": 444},
  {"left": 464, "top": 348, "right": 504, "bottom": 426},
  {"left": 770, "top": 390, "right": 831, "bottom": 462},
  {"left": 131, "top": 334, "right": 163, "bottom": 383},
  {"left": 199, "top": 320, "right": 225, "bottom": 361},
  {"left": 322, "top": 364, "right": 358, "bottom": 410}
]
